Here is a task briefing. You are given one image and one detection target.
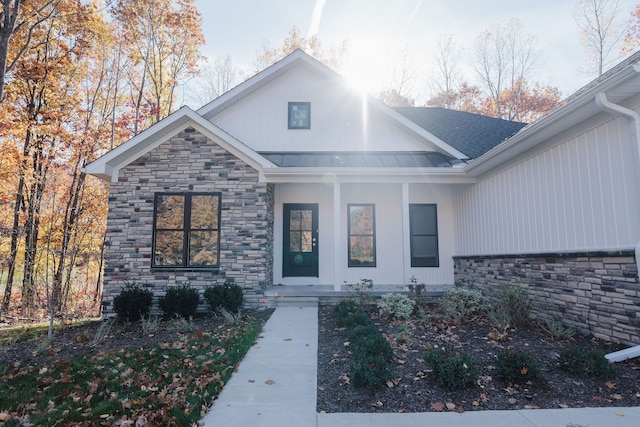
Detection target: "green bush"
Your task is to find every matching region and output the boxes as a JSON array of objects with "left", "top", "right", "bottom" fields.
[
  {"left": 424, "top": 347, "right": 481, "bottom": 389},
  {"left": 113, "top": 283, "right": 153, "bottom": 323},
  {"left": 378, "top": 293, "right": 416, "bottom": 320},
  {"left": 204, "top": 282, "right": 244, "bottom": 313},
  {"left": 158, "top": 284, "right": 200, "bottom": 319},
  {"left": 559, "top": 345, "right": 617, "bottom": 379},
  {"left": 499, "top": 285, "right": 531, "bottom": 327},
  {"left": 334, "top": 300, "right": 393, "bottom": 388},
  {"left": 495, "top": 349, "right": 543, "bottom": 382},
  {"left": 440, "top": 286, "right": 487, "bottom": 321}
]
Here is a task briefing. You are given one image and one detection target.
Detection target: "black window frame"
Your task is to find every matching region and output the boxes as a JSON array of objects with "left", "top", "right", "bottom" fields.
[
  {"left": 152, "top": 192, "right": 221, "bottom": 269},
  {"left": 347, "top": 203, "right": 376, "bottom": 267},
  {"left": 409, "top": 203, "right": 439, "bottom": 267},
  {"left": 288, "top": 102, "right": 311, "bottom": 129}
]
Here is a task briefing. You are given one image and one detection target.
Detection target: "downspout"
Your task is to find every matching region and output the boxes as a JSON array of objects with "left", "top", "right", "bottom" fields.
[{"left": 595, "top": 92, "right": 640, "bottom": 362}]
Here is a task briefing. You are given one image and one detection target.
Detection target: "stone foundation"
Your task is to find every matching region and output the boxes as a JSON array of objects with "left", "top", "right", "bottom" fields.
[
  {"left": 101, "top": 127, "right": 274, "bottom": 315},
  {"left": 454, "top": 251, "right": 640, "bottom": 346}
]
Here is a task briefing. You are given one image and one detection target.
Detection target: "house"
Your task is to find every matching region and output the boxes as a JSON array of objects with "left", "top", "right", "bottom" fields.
[{"left": 85, "top": 49, "right": 640, "bottom": 345}]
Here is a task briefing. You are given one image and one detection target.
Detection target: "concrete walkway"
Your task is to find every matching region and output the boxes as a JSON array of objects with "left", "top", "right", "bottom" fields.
[{"left": 201, "top": 305, "right": 640, "bottom": 427}]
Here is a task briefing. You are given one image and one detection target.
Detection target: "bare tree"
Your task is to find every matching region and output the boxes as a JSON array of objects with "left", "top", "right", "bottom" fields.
[
  {"left": 188, "top": 55, "right": 240, "bottom": 108},
  {"left": 376, "top": 46, "right": 417, "bottom": 107},
  {"left": 575, "top": 0, "right": 626, "bottom": 76},
  {"left": 473, "top": 18, "right": 541, "bottom": 120},
  {"left": 429, "top": 34, "right": 463, "bottom": 109}
]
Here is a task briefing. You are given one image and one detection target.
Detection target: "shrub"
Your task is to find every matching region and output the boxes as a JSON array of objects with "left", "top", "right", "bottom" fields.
[
  {"left": 158, "top": 284, "right": 200, "bottom": 319},
  {"left": 352, "top": 353, "right": 392, "bottom": 388},
  {"left": 378, "top": 293, "right": 416, "bottom": 320},
  {"left": 440, "top": 286, "right": 487, "bottom": 321},
  {"left": 499, "top": 285, "right": 531, "bottom": 327},
  {"left": 204, "top": 282, "right": 244, "bottom": 314},
  {"left": 424, "top": 347, "right": 481, "bottom": 389},
  {"left": 335, "top": 300, "right": 370, "bottom": 327},
  {"left": 495, "top": 349, "right": 543, "bottom": 382},
  {"left": 113, "top": 283, "right": 153, "bottom": 323},
  {"left": 347, "top": 324, "right": 393, "bottom": 360},
  {"left": 559, "top": 345, "right": 617, "bottom": 379}
]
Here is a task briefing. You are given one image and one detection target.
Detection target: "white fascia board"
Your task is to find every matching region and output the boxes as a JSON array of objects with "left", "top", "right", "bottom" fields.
[
  {"left": 83, "top": 106, "right": 275, "bottom": 182},
  {"left": 465, "top": 63, "right": 640, "bottom": 177},
  {"left": 261, "top": 167, "right": 475, "bottom": 184}
]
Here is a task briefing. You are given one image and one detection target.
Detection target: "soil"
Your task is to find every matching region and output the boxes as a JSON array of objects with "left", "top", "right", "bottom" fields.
[{"left": 317, "top": 303, "right": 640, "bottom": 414}]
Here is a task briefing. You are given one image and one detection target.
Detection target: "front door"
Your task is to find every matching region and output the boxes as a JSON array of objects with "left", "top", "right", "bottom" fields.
[{"left": 283, "top": 203, "right": 318, "bottom": 277}]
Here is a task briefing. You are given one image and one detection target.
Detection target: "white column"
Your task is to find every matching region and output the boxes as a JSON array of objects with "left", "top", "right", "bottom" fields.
[
  {"left": 402, "top": 183, "right": 410, "bottom": 286},
  {"left": 333, "top": 183, "right": 342, "bottom": 291}
]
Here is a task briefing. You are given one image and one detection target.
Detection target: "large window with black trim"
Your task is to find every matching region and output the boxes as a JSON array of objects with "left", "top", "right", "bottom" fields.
[
  {"left": 409, "top": 204, "right": 439, "bottom": 267},
  {"left": 348, "top": 204, "right": 376, "bottom": 267},
  {"left": 152, "top": 192, "right": 221, "bottom": 268}
]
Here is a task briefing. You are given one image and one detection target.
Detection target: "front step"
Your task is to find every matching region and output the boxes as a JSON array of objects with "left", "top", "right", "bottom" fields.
[{"left": 275, "top": 296, "right": 319, "bottom": 308}]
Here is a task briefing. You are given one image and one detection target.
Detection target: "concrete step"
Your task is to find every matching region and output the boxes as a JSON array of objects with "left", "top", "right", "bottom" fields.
[{"left": 275, "top": 296, "right": 319, "bottom": 307}]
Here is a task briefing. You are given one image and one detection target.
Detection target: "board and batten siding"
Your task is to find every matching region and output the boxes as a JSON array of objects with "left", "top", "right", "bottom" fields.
[
  {"left": 211, "top": 66, "right": 441, "bottom": 153},
  {"left": 455, "top": 115, "right": 640, "bottom": 256},
  {"left": 273, "top": 182, "right": 456, "bottom": 286}
]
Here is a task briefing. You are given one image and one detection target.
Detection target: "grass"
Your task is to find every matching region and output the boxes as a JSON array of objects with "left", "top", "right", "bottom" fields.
[{"left": 0, "top": 313, "right": 268, "bottom": 425}]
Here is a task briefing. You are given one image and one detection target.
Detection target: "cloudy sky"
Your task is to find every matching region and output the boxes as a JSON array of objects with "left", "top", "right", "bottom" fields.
[{"left": 193, "top": 0, "right": 638, "bottom": 103}]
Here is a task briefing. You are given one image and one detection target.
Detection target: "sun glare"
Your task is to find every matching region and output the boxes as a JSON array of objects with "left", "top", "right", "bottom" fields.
[{"left": 341, "top": 35, "right": 390, "bottom": 95}]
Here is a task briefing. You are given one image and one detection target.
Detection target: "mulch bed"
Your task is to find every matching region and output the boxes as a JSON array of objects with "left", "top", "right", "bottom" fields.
[{"left": 317, "top": 303, "right": 640, "bottom": 413}]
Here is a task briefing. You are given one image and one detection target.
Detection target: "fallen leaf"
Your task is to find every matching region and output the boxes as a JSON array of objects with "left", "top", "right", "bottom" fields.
[
  {"left": 265, "top": 379, "right": 275, "bottom": 385},
  {"left": 283, "top": 338, "right": 292, "bottom": 341},
  {"left": 558, "top": 404, "right": 569, "bottom": 408},
  {"left": 375, "top": 401, "right": 383, "bottom": 407},
  {"left": 248, "top": 380, "right": 255, "bottom": 383},
  {"left": 430, "top": 401, "right": 445, "bottom": 411},
  {"left": 455, "top": 406, "right": 465, "bottom": 413},
  {"left": 605, "top": 381, "right": 617, "bottom": 389},
  {"left": 524, "top": 405, "right": 540, "bottom": 409},
  {"left": 472, "top": 400, "right": 480, "bottom": 406},
  {"left": 0, "top": 413, "right": 11, "bottom": 422},
  {"left": 636, "top": 392, "right": 640, "bottom": 398},
  {"left": 445, "top": 402, "right": 456, "bottom": 410},
  {"left": 612, "top": 393, "right": 623, "bottom": 400},
  {"left": 508, "top": 398, "right": 517, "bottom": 405},
  {"left": 386, "top": 380, "right": 394, "bottom": 388},
  {"left": 480, "top": 393, "right": 489, "bottom": 402},
  {"left": 616, "top": 412, "right": 624, "bottom": 417},
  {"left": 317, "top": 385, "right": 325, "bottom": 391}
]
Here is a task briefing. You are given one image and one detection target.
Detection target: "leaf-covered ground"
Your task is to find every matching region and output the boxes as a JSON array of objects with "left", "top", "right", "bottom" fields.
[
  {"left": 317, "top": 303, "right": 640, "bottom": 414},
  {"left": 0, "top": 311, "right": 272, "bottom": 426}
]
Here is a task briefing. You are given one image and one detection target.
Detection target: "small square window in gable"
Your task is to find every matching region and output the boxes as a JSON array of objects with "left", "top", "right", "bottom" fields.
[{"left": 288, "top": 102, "right": 310, "bottom": 129}]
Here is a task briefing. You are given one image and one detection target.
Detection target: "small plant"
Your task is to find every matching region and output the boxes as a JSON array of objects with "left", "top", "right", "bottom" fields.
[
  {"left": 140, "top": 314, "right": 160, "bottom": 335},
  {"left": 499, "top": 285, "right": 531, "bottom": 328},
  {"left": 219, "top": 307, "right": 242, "bottom": 325},
  {"left": 495, "top": 349, "right": 543, "bottom": 382},
  {"left": 204, "top": 282, "right": 244, "bottom": 314},
  {"left": 159, "top": 284, "right": 200, "bottom": 319},
  {"left": 540, "top": 319, "right": 575, "bottom": 341},
  {"left": 378, "top": 293, "right": 416, "bottom": 320},
  {"left": 424, "top": 346, "right": 481, "bottom": 389},
  {"left": 345, "top": 278, "right": 374, "bottom": 306},
  {"left": 488, "top": 309, "right": 511, "bottom": 330},
  {"left": 394, "top": 322, "right": 414, "bottom": 345},
  {"left": 168, "top": 315, "right": 194, "bottom": 332},
  {"left": 93, "top": 318, "right": 115, "bottom": 344},
  {"left": 440, "top": 286, "right": 487, "bottom": 321},
  {"left": 559, "top": 345, "right": 617, "bottom": 378},
  {"left": 113, "top": 282, "right": 153, "bottom": 323},
  {"left": 36, "top": 336, "right": 52, "bottom": 355},
  {"left": 335, "top": 300, "right": 370, "bottom": 328}
]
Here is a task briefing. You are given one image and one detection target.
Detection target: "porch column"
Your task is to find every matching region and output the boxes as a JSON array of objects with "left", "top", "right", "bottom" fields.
[
  {"left": 402, "top": 183, "right": 410, "bottom": 285},
  {"left": 333, "top": 183, "right": 341, "bottom": 291}
]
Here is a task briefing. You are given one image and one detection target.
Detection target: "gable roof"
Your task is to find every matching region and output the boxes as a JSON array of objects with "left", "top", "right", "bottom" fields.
[
  {"left": 394, "top": 107, "right": 527, "bottom": 159},
  {"left": 83, "top": 106, "right": 275, "bottom": 182},
  {"left": 198, "top": 49, "right": 468, "bottom": 159}
]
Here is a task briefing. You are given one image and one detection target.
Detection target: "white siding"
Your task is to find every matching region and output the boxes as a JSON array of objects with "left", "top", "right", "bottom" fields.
[
  {"left": 455, "top": 116, "right": 640, "bottom": 256},
  {"left": 211, "top": 66, "right": 439, "bottom": 153},
  {"left": 273, "top": 182, "right": 456, "bottom": 286}
]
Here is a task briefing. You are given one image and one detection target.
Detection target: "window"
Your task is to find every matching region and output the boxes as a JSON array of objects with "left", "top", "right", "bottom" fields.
[
  {"left": 153, "top": 193, "right": 221, "bottom": 268},
  {"left": 288, "top": 102, "right": 310, "bottom": 129},
  {"left": 409, "top": 204, "right": 439, "bottom": 267},
  {"left": 348, "top": 204, "right": 375, "bottom": 267}
]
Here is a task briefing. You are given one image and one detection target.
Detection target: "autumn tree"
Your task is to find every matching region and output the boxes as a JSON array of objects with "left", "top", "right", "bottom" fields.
[
  {"left": 253, "top": 26, "right": 346, "bottom": 74},
  {"left": 111, "top": 0, "right": 204, "bottom": 134},
  {"left": 428, "top": 34, "right": 464, "bottom": 109},
  {"left": 622, "top": 4, "right": 640, "bottom": 55},
  {"left": 575, "top": 0, "right": 627, "bottom": 76}
]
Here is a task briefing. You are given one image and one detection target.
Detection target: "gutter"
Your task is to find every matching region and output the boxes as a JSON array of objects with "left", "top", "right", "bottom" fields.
[{"left": 595, "top": 92, "right": 640, "bottom": 363}]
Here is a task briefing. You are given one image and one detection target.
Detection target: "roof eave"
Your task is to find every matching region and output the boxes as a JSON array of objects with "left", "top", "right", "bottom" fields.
[
  {"left": 464, "top": 61, "right": 640, "bottom": 177},
  {"left": 261, "top": 167, "right": 475, "bottom": 184}
]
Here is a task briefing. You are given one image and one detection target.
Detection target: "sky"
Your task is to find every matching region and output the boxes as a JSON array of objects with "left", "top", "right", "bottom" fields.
[{"left": 192, "top": 0, "right": 638, "bottom": 104}]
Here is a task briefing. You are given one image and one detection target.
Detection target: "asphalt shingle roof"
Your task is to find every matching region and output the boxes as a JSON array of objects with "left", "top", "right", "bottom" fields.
[{"left": 393, "top": 107, "right": 527, "bottom": 159}]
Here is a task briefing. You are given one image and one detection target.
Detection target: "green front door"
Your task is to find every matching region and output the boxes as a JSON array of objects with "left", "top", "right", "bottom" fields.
[{"left": 283, "top": 203, "right": 318, "bottom": 277}]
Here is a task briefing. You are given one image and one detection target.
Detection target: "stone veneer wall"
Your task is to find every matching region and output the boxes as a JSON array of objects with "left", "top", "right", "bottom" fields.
[
  {"left": 454, "top": 251, "right": 640, "bottom": 346},
  {"left": 102, "top": 127, "right": 274, "bottom": 315}
]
